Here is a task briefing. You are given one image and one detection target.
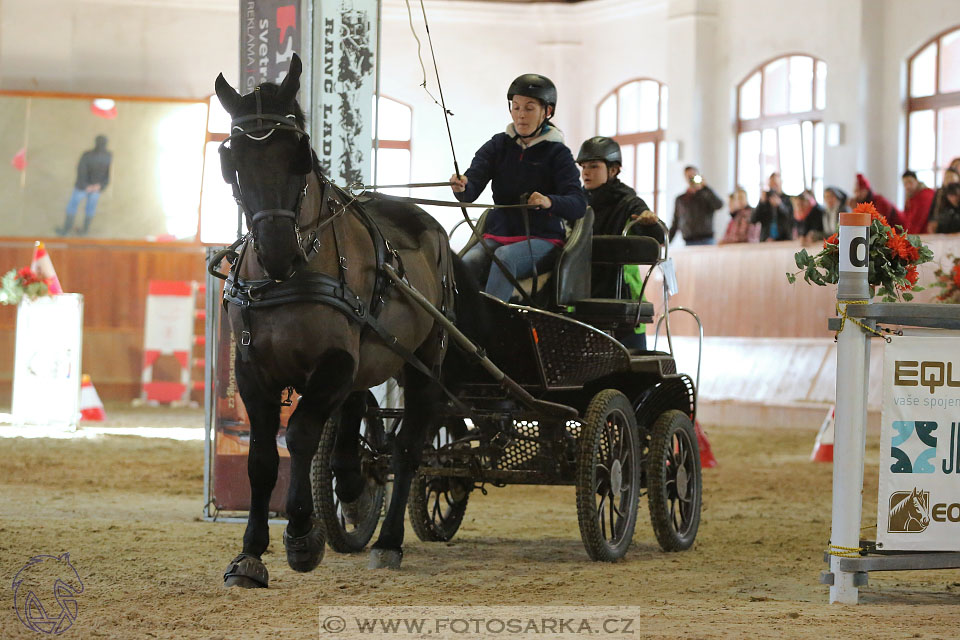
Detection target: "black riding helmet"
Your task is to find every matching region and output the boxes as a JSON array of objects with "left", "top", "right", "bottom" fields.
[
  {"left": 507, "top": 73, "right": 557, "bottom": 113},
  {"left": 576, "top": 136, "right": 622, "bottom": 165}
]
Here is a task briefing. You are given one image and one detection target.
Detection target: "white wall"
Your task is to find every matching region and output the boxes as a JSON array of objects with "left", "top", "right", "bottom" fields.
[{"left": 4, "top": 0, "right": 959, "bottom": 235}]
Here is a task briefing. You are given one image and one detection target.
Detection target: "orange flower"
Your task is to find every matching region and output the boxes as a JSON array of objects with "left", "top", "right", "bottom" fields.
[
  {"left": 823, "top": 233, "right": 839, "bottom": 248},
  {"left": 854, "top": 201, "right": 889, "bottom": 227},
  {"left": 905, "top": 264, "right": 919, "bottom": 287},
  {"left": 952, "top": 264, "right": 960, "bottom": 289}
]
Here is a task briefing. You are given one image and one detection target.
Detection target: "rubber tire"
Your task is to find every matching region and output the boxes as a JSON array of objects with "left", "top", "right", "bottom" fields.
[
  {"left": 310, "top": 393, "right": 386, "bottom": 553},
  {"left": 408, "top": 421, "right": 471, "bottom": 542},
  {"left": 576, "top": 389, "right": 641, "bottom": 562},
  {"left": 647, "top": 409, "right": 702, "bottom": 552}
]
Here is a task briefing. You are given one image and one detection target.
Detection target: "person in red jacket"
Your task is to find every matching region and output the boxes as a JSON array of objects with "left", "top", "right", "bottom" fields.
[
  {"left": 853, "top": 173, "right": 901, "bottom": 227},
  {"left": 901, "top": 170, "right": 935, "bottom": 234}
]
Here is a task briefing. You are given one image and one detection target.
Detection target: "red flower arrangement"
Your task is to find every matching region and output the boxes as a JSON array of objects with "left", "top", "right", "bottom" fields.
[
  {"left": 0, "top": 266, "right": 52, "bottom": 305},
  {"left": 787, "top": 202, "right": 933, "bottom": 301},
  {"left": 929, "top": 255, "right": 960, "bottom": 303}
]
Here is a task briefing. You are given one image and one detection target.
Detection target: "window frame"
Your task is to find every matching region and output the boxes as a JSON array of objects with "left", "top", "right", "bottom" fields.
[
  {"left": 373, "top": 94, "right": 413, "bottom": 194},
  {"left": 905, "top": 24, "right": 960, "bottom": 187},
  {"left": 595, "top": 78, "right": 668, "bottom": 215},
  {"left": 735, "top": 53, "right": 826, "bottom": 203}
]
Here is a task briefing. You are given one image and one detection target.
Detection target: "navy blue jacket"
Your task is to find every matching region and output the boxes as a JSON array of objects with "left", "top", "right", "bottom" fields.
[{"left": 455, "top": 127, "right": 586, "bottom": 242}]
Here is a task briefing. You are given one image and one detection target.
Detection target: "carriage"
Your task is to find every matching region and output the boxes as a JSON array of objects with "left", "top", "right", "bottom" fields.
[{"left": 310, "top": 208, "right": 704, "bottom": 562}]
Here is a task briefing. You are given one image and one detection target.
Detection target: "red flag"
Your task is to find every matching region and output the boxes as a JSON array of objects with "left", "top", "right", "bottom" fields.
[{"left": 11, "top": 147, "right": 26, "bottom": 171}]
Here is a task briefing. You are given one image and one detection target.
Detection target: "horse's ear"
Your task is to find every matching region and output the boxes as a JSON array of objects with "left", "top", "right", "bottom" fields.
[
  {"left": 277, "top": 54, "right": 302, "bottom": 105},
  {"left": 215, "top": 73, "right": 241, "bottom": 115}
]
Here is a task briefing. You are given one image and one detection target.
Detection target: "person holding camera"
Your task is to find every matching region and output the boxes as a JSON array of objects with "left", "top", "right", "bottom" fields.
[
  {"left": 450, "top": 74, "right": 586, "bottom": 302},
  {"left": 669, "top": 165, "right": 722, "bottom": 245},
  {"left": 752, "top": 172, "right": 794, "bottom": 241}
]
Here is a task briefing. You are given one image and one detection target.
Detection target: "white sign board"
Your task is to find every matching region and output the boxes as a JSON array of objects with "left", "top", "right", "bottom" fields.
[
  {"left": 12, "top": 294, "right": 84, "bottom": 427},
  {"left": 877, "top": 336, "right": 960, "bottom": 550}
]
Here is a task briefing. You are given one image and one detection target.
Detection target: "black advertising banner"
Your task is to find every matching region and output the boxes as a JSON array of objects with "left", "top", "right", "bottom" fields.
[{"left": 240, "top": 0, "right": 301, "bottom": 93}]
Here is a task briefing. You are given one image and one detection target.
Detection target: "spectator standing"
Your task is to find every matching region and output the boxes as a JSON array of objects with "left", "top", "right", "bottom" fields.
[
  {"left": 933, "top": 183, "right": 960, "bottom": 234},
  {"left": 853, "top": 173, "right": 901, "bottom": 227},
  {"left": 56, "top": 135, "right": 111, "bottom": 236},
  {"left": 752, "top": 172, "right": 794, "bottom": 241},
  {"left": 901, "top": 170, "right": 935, "bottom": 234},
  {"left": 669, "top": 166, "right": 722, "bottom": 245},
  {"left": 822, "top": 186, "right": 850, "bottom": 236},
  {"left": 927, "top": 168, "right": 960, "bottom": 233},
  {"left": 719, "top": 186, "right": 758, "bottom": 244}
]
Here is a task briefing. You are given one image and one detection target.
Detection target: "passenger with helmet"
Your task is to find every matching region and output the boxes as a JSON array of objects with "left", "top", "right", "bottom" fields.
[
  {"left": 577, "top": 136, "right": 664, "bottom": 351},
  {"left": 450, "top": 74, "right": 587, "bottom": 302}
]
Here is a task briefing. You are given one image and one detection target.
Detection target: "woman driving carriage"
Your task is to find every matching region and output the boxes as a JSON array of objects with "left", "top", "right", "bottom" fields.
[{"left": 450, "top": 74, "right": 586, "bottom": 302}]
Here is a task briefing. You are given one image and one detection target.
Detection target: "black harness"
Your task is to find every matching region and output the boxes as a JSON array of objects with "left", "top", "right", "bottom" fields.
[{"left": 212, "top": 93, "right": 457, "bottom": 401}]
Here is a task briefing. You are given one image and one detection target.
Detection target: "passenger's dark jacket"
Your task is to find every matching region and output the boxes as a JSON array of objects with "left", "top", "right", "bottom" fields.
[
  {"left": 670, "top": 186, "right": 722, "bottom": 243},
  {"left": 752, "top": 191, "right": 794, "bottom": 241},
  {"left": 455, "top": 124, "right": 586, "bottom": 242},
  {"left": 935, "top": 199, "right": 960, "bottom": 234},
  {"left": 586, "top": 178, "right": 661, "bottom": 299},
  {"left": 75, "top": 138, "right": 112, "bottom": 190}
]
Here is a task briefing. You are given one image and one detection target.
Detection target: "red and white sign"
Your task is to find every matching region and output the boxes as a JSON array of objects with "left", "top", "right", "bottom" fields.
[{"left": 141, "top": 280, "right": 196, "bottom": 403}]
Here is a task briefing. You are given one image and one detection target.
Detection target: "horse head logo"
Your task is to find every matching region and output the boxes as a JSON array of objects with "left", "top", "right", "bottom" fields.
[
  {"left": 12, "top": 553, "right": 84, "bottom": 635},
  {"left": 888, "top": 488, "right": 931, "bottom": 533}
]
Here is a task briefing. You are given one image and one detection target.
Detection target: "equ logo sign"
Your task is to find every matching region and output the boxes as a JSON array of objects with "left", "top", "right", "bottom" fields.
[
  {"left": 888, "top": 488, "right": 931, "bottom": 533},
  {"left": 12, "top": 553, "right": 84, "bottom": 635},
  {"left": 890, "top": 420, "right": 938, "bottom": 474}
]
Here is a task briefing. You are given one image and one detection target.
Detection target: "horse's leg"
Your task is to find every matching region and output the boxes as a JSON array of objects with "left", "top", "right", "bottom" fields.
[
  {"left": 330, "top": 390, "right": 369, "bottom": 504},
  {"left": 369, "top": 364, "right": 440, "bottom": 570},
  {"left": 224, "top": 362, "right": 281, "bottom": 588},
  {"left": 282, "top": 348, "right": 356, "bottom": 572}
]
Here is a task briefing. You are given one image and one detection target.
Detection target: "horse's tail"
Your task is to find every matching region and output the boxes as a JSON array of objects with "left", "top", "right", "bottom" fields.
[{"left": 450, "top": 254, "right": 490, "bottom": 344}]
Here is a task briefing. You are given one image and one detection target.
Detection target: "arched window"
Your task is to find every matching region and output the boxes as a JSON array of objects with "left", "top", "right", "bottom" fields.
[
  {"left": 736, "top": 55, "right": 827, "bottom": 205},
  {"left": 373, "top": 95, "right": 413, "bottom": 196},
  {"left": 596, "top": 79, "right": 668, "bottom": 216},
  {"left": 906, "top": 25, "right": 960, "bottom": 188}
]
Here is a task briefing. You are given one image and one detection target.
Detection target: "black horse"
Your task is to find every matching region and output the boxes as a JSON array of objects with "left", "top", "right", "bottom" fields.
[{"left": 214, "top": 54, "right": 486, "bottom": 585}]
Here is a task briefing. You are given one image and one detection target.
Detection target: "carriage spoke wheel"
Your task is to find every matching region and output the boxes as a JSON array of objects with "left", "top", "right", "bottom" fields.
[
  {"left": 408, "top": 421, "right": 471, "bottom": 542},
  {"left": 647, "top": 410, "right": 702, "bottom": 552},
  {"left": 576, "top": 389, "right": 640, "bottom": 562},
  {"left": 310, "top": 392, "right": 386, "bottom": 553}
]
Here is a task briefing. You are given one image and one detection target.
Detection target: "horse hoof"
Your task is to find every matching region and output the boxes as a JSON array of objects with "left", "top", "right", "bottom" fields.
[
  {"left": 284, "top": 519, "right": 326, "bottom": 572},
  {"left": 223, "top": 553, "right": 269, "bottom": 588},
  {"left": 368, "top": 548, "right": 402, "bottom": 570}
]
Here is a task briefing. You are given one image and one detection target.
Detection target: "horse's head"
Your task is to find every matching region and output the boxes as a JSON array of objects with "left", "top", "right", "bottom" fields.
[
  {"left": 215, "top": 54, "right": 314, "bottom": 280},
  {"left": 911, "top": 487, "right": 931, "bottom": 527}
]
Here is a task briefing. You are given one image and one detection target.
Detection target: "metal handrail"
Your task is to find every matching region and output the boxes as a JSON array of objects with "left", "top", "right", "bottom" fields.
[{"left": 653, "top": 306, "right": 703, "bottom": 402}]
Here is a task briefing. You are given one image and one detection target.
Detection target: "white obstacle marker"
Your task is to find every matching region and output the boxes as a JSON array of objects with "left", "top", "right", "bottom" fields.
[{"left": 825, "top": 213, "right": 960, "bottom": 604}]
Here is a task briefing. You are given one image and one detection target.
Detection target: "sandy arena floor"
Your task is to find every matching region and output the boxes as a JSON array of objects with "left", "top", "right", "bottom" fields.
[{"left": 1, "top": 405, "right": 959, "bottom": 639}]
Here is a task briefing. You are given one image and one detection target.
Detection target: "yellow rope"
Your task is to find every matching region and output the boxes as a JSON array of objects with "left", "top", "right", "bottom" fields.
[
  {"left": 835, "top": 300, "right": 888, "bottom": 341},
  {"left": 827, "top": 544, "right": 863, "bottom": 558}
]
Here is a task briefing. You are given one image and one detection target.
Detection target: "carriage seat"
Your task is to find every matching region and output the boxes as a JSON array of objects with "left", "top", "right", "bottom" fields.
[
  {"left": 457, "top": 207, "right": 594, "bottom": 309},
  {"left": 569, "top": 234, "right": 662, "bottom": 329}
]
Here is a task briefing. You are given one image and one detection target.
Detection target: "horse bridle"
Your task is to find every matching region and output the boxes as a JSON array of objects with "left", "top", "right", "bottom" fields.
[{"left": 218, "top": 87, "right": 317, "bottom": 266}]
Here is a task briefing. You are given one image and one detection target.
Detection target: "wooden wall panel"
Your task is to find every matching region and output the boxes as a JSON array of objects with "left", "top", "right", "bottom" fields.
[
  {"left": 647, "top": 236, "right": 960, "bottom": 338},
  {"left": 0, "top": 238, "right": 207, "bottom": 402}
]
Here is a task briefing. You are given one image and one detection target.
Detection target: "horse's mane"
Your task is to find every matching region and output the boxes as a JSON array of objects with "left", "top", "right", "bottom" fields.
[{"left": 890, "top": 493, "right": 912, "bottom": 518}]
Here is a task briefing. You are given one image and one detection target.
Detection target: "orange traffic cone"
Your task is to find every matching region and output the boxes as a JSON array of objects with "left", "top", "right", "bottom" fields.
[
  {"left": 30, "top": 241, "right": 63, "bottom": 294},
  {"left": 810, "top": 405, "right": 835, "bottom": 462},
  {"left": 695, "top": 420, "right": 717, "bottom": 468},
  {"left": 79, "top": 374, "right": 106, "bottom": 422}
]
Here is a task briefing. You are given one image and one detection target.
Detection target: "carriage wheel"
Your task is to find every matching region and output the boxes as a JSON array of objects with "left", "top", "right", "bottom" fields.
[
  {"left": 408, "top": 420, "right": 471, "bottom": 542},
  {"left": 576, "top": 389, "right": 641, "bottom": 562},
  {"left": 310, "top": 392, "right": 386, "bottom": 553},
  {"left": 646, "top": 410, "right": 702, "bottom": 552}
]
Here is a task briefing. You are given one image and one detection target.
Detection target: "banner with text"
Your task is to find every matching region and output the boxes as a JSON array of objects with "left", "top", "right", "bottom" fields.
[
  {"left": 315, "top": 0, "right": 377, "bottom": 186},
  {"left": 877, "top": 336, "right": 960, "bottom": 550},
  {"left": 240, "top": 0, "right": 301, "bottom": 93}
]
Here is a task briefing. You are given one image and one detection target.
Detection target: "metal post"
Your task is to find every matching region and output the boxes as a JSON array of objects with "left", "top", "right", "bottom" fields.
[{"left": 829, "top": 210, "right": 871, "bottom": 604}]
